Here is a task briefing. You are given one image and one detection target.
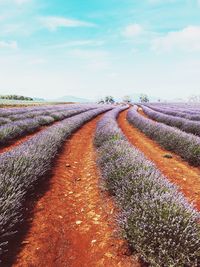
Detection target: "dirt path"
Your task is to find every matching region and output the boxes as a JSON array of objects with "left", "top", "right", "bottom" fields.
[
  {"left": 13, "top": 115, "right": 139, "bottom": 267},
  {"left": 118, "top": 109, "right": 200, "bottom": 211}
]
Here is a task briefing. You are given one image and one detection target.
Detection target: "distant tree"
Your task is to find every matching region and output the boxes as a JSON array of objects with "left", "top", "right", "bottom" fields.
[
  {"left": 188, "top": 95, "right": 200, "bottom": 102},
  {"left": 105, "top": 96, "right": 115, "bottom": 104},
  {"left": 139, "top": 94, "right": 149, "bottom": 103},
  {"left": 97, "top": 98, "right": 105, "bottom": 104},
  {"left": 97, "top": 96, "right": 115, "bottom": 104},
  {"left": 123, "top": 95, "right": 132, "bottom": 103}
]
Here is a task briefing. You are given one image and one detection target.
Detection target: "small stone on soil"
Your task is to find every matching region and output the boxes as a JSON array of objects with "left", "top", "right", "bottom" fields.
[
  {"left": 105, "top": 252, "right": 113, "bottom": 258},
  {"left": 163, "top": 154, "right": 173, "bottom": 159},
  {"left": 22, "top": 241, "right": 30, "bottom": 245},
  {"left": 66, "top": 163, "right": 71, "bottom": 167},
  {"left": 76, "top": 220, "right": 82, "bottom": 225}
]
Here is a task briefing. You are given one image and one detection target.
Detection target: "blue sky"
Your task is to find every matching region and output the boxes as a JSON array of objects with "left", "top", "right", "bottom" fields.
[{"left": 0, "top": 0, "right": 200, "bottom": 100}]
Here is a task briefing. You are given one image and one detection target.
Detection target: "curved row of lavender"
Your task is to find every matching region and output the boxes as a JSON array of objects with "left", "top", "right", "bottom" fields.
[
  {"left": 4, "top": 107, "right": 78, "bottom": 122},
  {"left": 142, "top": 105, "right": 200, "bottom": 137},
  {"left": 0, "top": 117, "right": 11, "bottom": 126},
  {"left": 146, "top": 104, "right": 200, "bottom": 121},
  {"left": 0, "top": 106, "right": 70, "bottom": 126},
  {"left": 0, "top": 104, "right": 98, "bottom": 125},
  {"left": 0, "top": 103, "right": 81, "bottom": 117},
  {"left": 127, "top": 107, "right": 200, "bottom": 166},
  {"left": 0, "top": 106, "right": 112, "bottom": 260},
  {"left": 149, "top": 103, "right": 200, "bottom": 113},
  {"left": 0, "top": 106, "right": 95, "bottom": 146},
  {"left": 151, "top": 104, "right": 200, "bottom": 116},
  {"left": 94, "top": 107, "right": 200, "bottom": 266}
]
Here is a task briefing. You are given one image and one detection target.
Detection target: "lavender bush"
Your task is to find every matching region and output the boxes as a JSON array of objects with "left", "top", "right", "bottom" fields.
[
  {"left": 0, "top": 106, "right": 94, "bottom": 145},
  {"left": 142, "top": 105, "right": 200, "bottom": 137},
  {"left": 94, "top": 108, "right": 200, "bottom": 266},
  {"left": 0, "top": 106, "right": 112, "bottom": 260},
  {"left": 127, "top": 107, "right": 200, "bottom": 166},
  {"left": 7, "top": 109, "right": 66, "bottom": 121},
  {"left": 94, "top": 106, "right": 127, "bottom": 148},
  {"left": 36, "top": 115, "right": 55, "bottom": 125},
  {"left": 147, "top": 104, "right": 200, "bottom": 121},
  {"left": 0, "top": 117, "right": 11, "bottom": 126},
  {"left": 0, "top": 104, "right": 97, "bottom": 120}
]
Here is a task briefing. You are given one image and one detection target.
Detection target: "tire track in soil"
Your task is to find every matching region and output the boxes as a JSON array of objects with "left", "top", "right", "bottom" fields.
[
  {"left": 13, "top": 115, "right": 140, "bottom": 267},
  {"left": 118, "top": 109, "right": 200, "bottom": 211}
]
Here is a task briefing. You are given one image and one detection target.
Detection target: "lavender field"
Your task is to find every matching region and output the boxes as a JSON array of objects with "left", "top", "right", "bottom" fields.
[{"left": 0, "top": 102, "right": 200, "bottom": 266}]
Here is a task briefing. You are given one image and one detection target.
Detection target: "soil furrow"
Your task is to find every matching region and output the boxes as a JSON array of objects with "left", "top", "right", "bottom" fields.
[
  {"left": 12, "top": 115, "right": 139, "bottom": 267},
  {"left": 118, "top": 109, "right": 200, "bottom": 211}
]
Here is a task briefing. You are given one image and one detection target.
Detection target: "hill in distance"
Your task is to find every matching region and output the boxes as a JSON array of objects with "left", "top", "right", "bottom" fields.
[{"left": 50, "top": 95, "right": 92, "bottom": 103}]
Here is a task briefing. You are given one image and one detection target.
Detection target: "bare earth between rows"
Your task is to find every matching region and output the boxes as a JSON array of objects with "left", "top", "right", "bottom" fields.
[
  {"left": 12, "top": 115, "right": 139, "bottom": 267},
  {"left": 118, "top": 109, "right": 200, "bottom": 211}
]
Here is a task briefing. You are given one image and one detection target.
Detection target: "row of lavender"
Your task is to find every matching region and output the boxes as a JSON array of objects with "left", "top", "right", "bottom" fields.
[
  {"left": 0, "top": 104, "right": 80, "bottom": 117},
  {"left": 0, "top": 107, "right": 73, "bottom": 124},
  {"left": 0, "top": 104, "right": 98, "bottom": 125},
  {"left": 94, "top": 107, "right": 200, "bottom": 266},
  {"left": 0, "top": 106, "right": 112, "bottom": 260},
  {"left": 146, "top": 104, "right": 200, "bottom": 121},
  {"left": 0, "top": 106, "right": 98, "bottom": 146},
  {"left": 149, "top": 103, "right": 200, "bottom": 113},
  {"left": 127, "top": 107, "right": 200, "bottom": 166},
  {"left": 141, "top": 105, "right": 200, "bottom": 137}
]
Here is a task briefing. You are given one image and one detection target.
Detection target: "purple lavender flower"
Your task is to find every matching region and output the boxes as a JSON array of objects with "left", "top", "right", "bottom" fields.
[
  {"left": 127, "top": 107, "right": 200, "bottom": 166},
  {"left": 94, "top": 107, "right": 200, "bottom": 266},
  {"left": 0, "top": 105, "right": 112, "bottom": 259}
]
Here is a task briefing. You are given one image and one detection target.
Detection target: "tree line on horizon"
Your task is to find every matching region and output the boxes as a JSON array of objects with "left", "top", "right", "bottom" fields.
[
  {"left": 98, "top": 94, "right": 150, "bottom": 104},
  {"left": 0, "top": 95, "right": 33, "bottom": 101}
]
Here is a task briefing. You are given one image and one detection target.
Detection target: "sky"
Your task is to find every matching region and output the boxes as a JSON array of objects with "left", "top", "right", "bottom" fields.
[{"left": 0, "top": 0, "right": 200, "bottom": 101}]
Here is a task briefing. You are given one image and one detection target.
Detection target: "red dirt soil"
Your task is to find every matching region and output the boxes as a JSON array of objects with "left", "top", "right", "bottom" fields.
[
  {"left": 118, "top": 109, "right": 200, "bottom": 211},
  {"left": 13, "top": 115, "right": 140, "bottom": 267}
]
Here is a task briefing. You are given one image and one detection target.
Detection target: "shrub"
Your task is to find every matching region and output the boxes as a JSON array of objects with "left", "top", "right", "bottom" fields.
[
  {"left": 142, "top": 105, "right": 200, "bottom": 137},
  {"left": 95, "top": 108, "right": 200, "bottom": 266},
  {"left": 0, "top": 105, "right": 112, "bottom": 259},
  {"left": 127, "top": 107, "right": 200, "bottom": 166},
  {"left": 0, "top": 106, "right": 95, "bottom": 145}
]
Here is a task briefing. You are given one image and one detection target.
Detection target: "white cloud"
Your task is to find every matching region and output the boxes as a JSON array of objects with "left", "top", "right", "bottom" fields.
[
  {"left": 68, "top": 49, "right": 108, "bottom": 59},
  {"left": 147, "top": 0, "right": 176, "bottom": 4},
  {"left": 122, "top": 24, "right": 143, "bottom": 38},
  {"left": 151, "top": 26, "right": 200, "bottom": 52},
  {"left": 0, "top": 0, "right": 31, "bottom": 5},
  {"left": 40, "top": 16, "right": 95, "bottom": 31},
  {"left": 28, "top": 58, "right": 46, "bottom": 65},
  {"left": 0, "top": 40, "right": 17, "bottom": 49},
  {"left": 68, "top": 49, "right": 110, "bottom": 70},
  {"left": 14, "top": 0, "right": 31, "bottom": 4},
  {"left": 49, "top": 40, "right": 104, "bottom": 49}
]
